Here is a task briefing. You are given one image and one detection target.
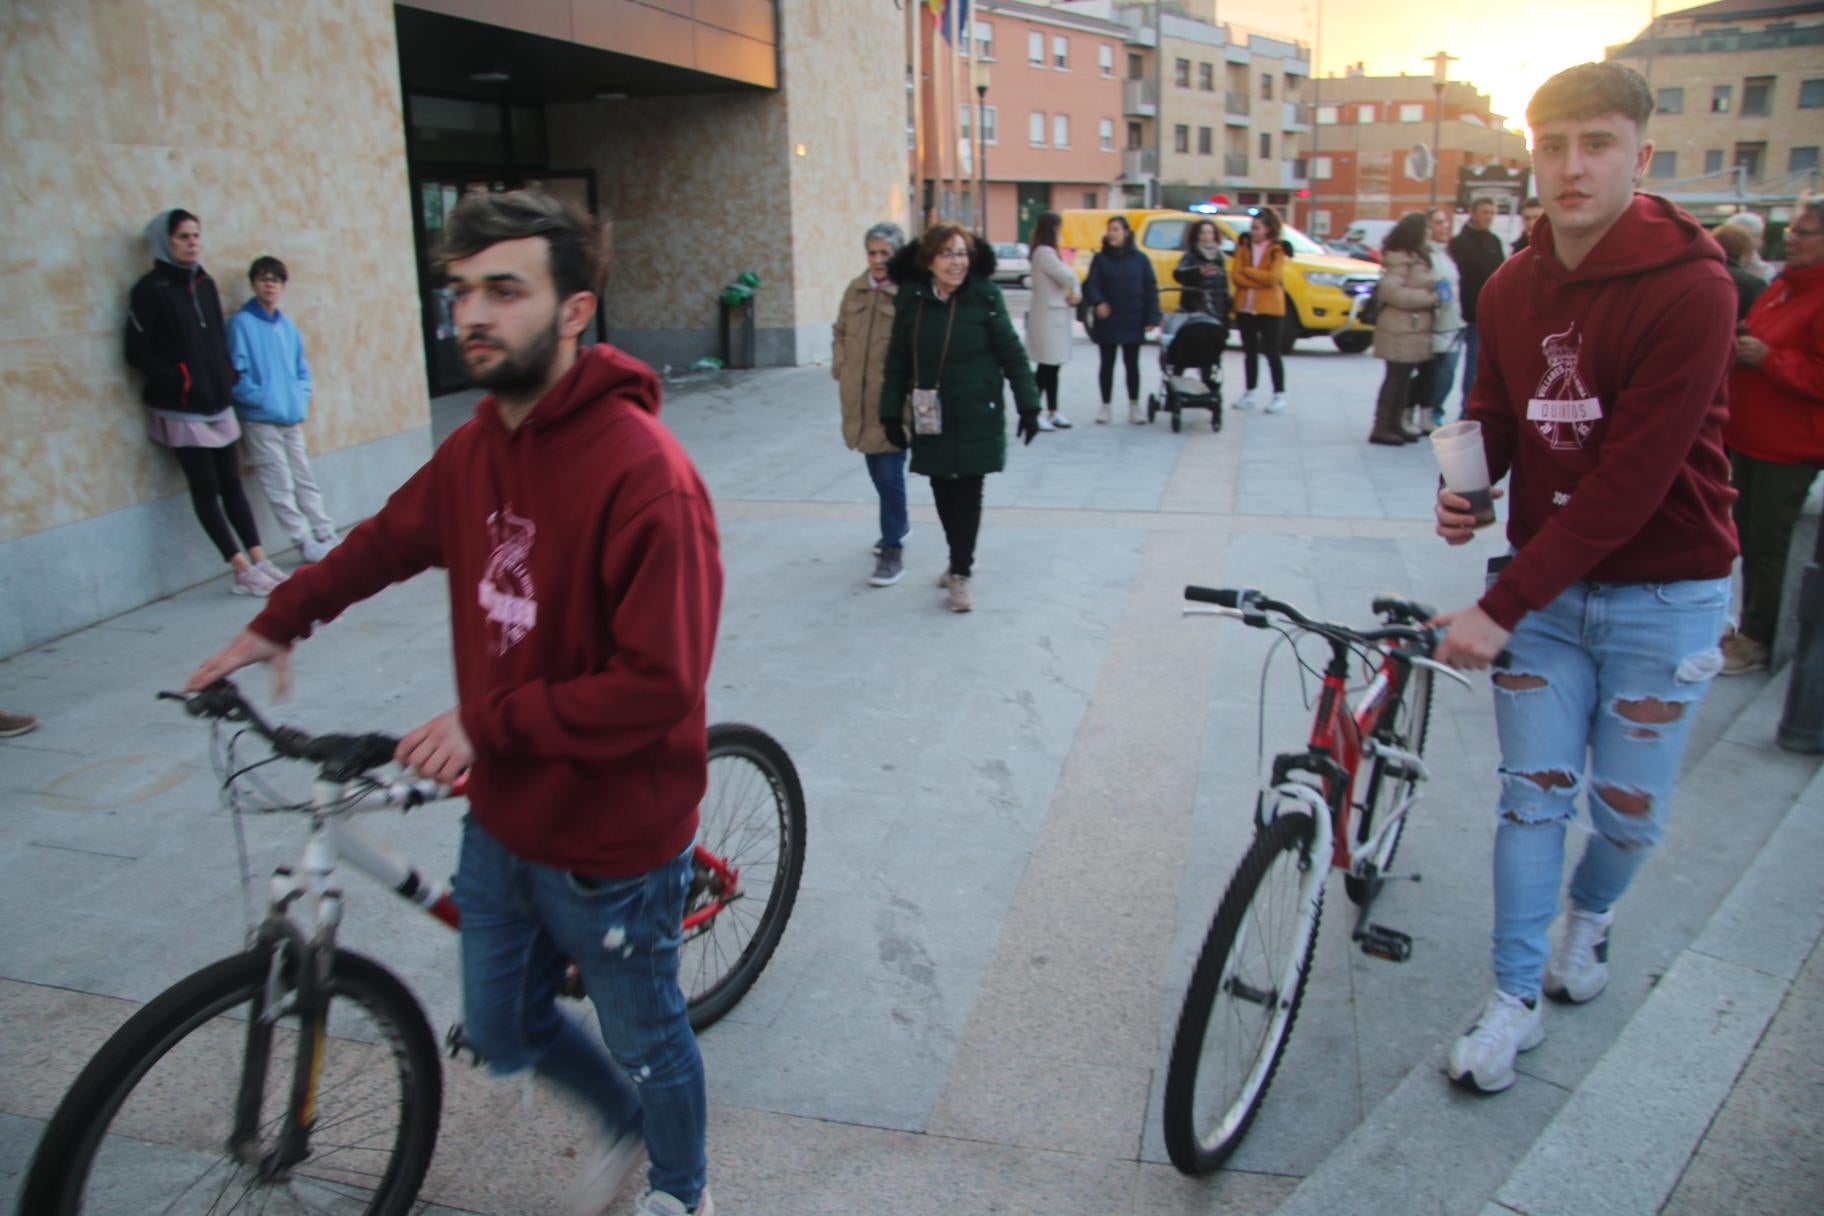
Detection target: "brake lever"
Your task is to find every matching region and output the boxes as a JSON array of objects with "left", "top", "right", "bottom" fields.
[{"left": 1407, "top": 654, "right": 1476, "bottom": 690}]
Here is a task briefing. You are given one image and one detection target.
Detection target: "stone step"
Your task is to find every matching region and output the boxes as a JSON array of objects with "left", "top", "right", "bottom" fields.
[{"left": 1265, "top": 665, "right": 1822, "bottom": 1216}]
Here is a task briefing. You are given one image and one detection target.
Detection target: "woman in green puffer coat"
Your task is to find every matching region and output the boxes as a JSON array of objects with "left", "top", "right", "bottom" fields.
[{"left": 879, "top": 223, "right": 1042, "bottom": 613}]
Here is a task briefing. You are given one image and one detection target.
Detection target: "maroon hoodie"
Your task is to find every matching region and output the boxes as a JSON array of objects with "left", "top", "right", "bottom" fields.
[
  {"left": 250, "top": 345, "right": 723, "bottom": 876},
  {"left": 1468, "top": 194, "right": 1739, "bottom": 631}
]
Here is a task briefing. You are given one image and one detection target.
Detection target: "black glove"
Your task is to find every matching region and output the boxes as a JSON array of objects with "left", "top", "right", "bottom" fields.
[
  {"left": 1017, "top": 412, "right": 1040, "bottom": 445},
  {"left": 884, "top": 418, "right": 908, "bottom": 450}
]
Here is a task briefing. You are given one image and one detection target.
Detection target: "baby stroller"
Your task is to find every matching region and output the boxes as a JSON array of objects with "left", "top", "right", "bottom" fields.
[{"left": 1146, "top": 307, "right": 1228, "bottom": 433}]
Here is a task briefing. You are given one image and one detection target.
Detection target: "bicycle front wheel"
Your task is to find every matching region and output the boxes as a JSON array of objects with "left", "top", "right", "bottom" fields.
[
  {"left": 1163, "top": 809, "right": 1324, "bottom": 1175},
  {"left": 22, "top": 948, "right": 442, "bottom": 1216},
  {"left": 683, "top": 723, "right": 807, "bottom": 1030},
  {"left": 1346, "top": 663, "right": 1433, "bottom": 905}
]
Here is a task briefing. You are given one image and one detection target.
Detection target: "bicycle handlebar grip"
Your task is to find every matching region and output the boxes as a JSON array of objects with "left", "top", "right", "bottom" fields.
[{"left": 1184, "top": 585, "right": 1244, "bottom": 608}]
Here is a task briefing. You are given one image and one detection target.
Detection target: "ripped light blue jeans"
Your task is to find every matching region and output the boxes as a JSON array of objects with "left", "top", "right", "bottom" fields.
[
  {"left": 456, "top": 816, "right": 707, "bottom": 1207},
  {"left": 1488, "top": 577, "right": 1729, "bottom": 1000}
]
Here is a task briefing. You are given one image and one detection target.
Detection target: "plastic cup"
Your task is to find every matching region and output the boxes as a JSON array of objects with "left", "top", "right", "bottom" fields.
[{"left": 1431, "top": 420, "right": 1496, "bottom": 526}]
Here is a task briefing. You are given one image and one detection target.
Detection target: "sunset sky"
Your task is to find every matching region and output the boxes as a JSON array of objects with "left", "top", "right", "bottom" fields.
[{"left": 1214, "top": 0, "right": 1707, "bottom": 137}]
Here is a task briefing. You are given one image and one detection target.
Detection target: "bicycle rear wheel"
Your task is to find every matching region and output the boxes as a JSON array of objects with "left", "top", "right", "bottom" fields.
[
  {"left": 21, "top": 948, "right": 441, "bottom": 1215},
  {"left": 1164, "top": 809, "right": 1324, "bottom": 1174},
  {"left": 683, "top": 723, "right": 807, "bottom": 1030},
  {"left": 1345, "top": 663, "right": 1433, "bottom": 905}
]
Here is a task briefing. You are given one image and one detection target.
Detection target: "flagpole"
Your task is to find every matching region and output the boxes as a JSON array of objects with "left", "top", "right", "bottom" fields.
[
  {"left": 910, "top": 0, "right": 925, "bottom": 227},
  {"left": 949, "top": 0, "right": 962, "bottom": 225}
]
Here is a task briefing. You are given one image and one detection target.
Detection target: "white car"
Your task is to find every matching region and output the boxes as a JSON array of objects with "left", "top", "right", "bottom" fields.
[{"left": 991, "top": 242, "right": 1031, "bottom": 288}]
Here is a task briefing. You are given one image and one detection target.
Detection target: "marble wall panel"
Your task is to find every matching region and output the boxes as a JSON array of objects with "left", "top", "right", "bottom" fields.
[{"left": 0, "top": 0, "right": 426, "bottom": 547}]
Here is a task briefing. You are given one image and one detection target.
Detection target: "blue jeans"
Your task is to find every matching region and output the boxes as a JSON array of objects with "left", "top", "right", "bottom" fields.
[
  {"left": 1460, "top": 323, "right": 1480, "bottom": 415},
  {"left": 1487, "top": 578, "right": 1729, "bottom": 999},
  {"left": 456, "top": 817, "right": 707, "bottom": 1207},
  {"left": 865, "top": 449, "right": 909, "bottom": 550},
  {"left": 1429, "top": 343, "right": 1462, "bottom": 423}
]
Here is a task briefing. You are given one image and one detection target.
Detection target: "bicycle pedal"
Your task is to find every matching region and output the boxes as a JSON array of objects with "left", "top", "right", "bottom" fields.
[
  {"left": 444, "top": 1022, "right": 484, "bottom": 1067},
  {"left": 1357, "top": 923, "right": 1413, "bottom": 962}
]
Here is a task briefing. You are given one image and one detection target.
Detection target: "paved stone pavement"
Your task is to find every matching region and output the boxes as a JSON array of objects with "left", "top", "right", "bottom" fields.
[{"left": 1, "top": 308, "right": 1816, "bottom": 1215}]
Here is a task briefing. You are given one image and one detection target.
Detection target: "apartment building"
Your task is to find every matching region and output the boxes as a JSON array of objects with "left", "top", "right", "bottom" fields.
[
  {"left": 1606, "top": 0, "right": 1823, "bottom": 201},
  {"left": 1302, "top": 70, "right": 1531, "bottom": 237}
]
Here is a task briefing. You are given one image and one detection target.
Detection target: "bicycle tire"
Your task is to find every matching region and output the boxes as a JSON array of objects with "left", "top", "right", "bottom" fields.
[
  {"left": 683, "top": 723, "right": 806, "bottom": 1030},
  {"left": 21, "top": 948, "right": 442, "bottom": 1216},
  {"left": 1163, "top": 808, "right": 1324, "bottom": 1175},
  {"left": 1345, "top": 662, "right": 1433, "bottom": 906}
]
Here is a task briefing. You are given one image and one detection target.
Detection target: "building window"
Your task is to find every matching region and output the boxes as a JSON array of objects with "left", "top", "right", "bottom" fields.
[
  {"left": 1656, "top": 87, "right": 1683, "bottom": 114},
  {"left": 1128, "top": 52, "right": 1144, "bottom": 80},
  {"left": 1648, "top": 151, "right": 1677, "bottom": 178},
  {"left": 1735, "top": 142, "right": 1765, "bottom": 179},
  {"left": 982, "top": 105, "right": 997, "bottom": 145},
  {"left": 1316, "top": 104, "right": 1339, "bottom": 124},
  {"left": 1053, "top": 113, "right": 1070, "bottom": 147},
  {"left": 1199, "top": 62, "right": 1214, "bottom": 92},
  {"left": 1028, "top": 31, "right": 1044, "bottom": 66},
  {"left": 1312, "top": 209, "right": 1332, "bottom": 236},
  {"left": 1712, "top": 84, "right": 1732, "bottom": 113},
  {"left": 1127, "top": 120, "right": 1143, "bottom": 148},
  {"left": 1175, "top": 124, "right": 1190, "bottom": 154},
  {"left": 1399, "top": 102, "right": 1423, "bottom": 122},
  {"left": 1260, "top": 73, "right": 1274, "bottom": 101},
  {"left": 1100, "top": 43, "right": 1115, "bottom": 77},
  {"left": 974, "top": 21, "right": 994, "bottom": 60},
  {"left": 1100, "top": 118, "right": 1115, "bottom": 151},
  {"left": 1175, "top": 58, "right": 1191, "bottom": 88},
  {"left": 1313, "top": 155, "right": 1333, "bottom": 179},
  {"left": 1357, "top": 103, "right": 1375, "bottom": 122},
  {"left": 1704, "top": 149, "right": 1723, "bottom": 173},
  {"left": 1259, "top": 131, "right": 1272, "bottom": 159},
  {"left": 1084, "top": 190, "right": 1098, "bottom": 208},
  {"left": 1030, "top": 110, "right": 1046, "bottom": 146},
  {"left": 1792, "top": 146, "right": 1821, "bottom": 173},
  {"left": 1198, "top": 126, "right": 1212, "bottom": 154},
  {"left": 1800, "top": 79, "right": 1824, "bottom": 108},
  {"left": 1053, "top": 34, "right": 1069, "bottom": 69},
  {"left": 1742, "top": 76, "right": 1773, "bottom": 116}
]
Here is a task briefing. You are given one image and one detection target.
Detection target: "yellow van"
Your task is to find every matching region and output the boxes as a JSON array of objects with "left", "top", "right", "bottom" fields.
[{"left": 1057, "top": 208, "right": 1380, "bottom": 353}]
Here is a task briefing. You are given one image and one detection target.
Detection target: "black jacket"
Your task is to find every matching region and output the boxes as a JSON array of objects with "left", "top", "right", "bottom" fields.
[
  {"left": 1727, "top": 261, "right": 1766, "bottom": 323},
  {"left": 126, "top": 261, "right": 236, "bottom": 415},
  {"left": 1082, "top": 242, "right": 1161, "bottom": 345},
  {"left": 1447, "top": 226, "right": 1506, "bottom": 323},
  {"left": 1173, "top": 247, "right": 1231, "bottom": 316}
]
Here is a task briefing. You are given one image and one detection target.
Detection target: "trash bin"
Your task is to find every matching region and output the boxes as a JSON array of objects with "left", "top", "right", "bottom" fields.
[{"left": 718, "top": 271, "right": 761, "bottom": 369}]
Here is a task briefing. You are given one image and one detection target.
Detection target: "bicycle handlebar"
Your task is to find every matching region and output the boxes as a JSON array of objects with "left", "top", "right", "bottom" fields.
[{"left": 1184, "top": 585, "right": 1512, "bottom": 668}]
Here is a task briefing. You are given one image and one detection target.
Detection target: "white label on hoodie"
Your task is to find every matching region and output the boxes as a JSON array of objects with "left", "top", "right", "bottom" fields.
[
  {"left": 1527, "top": 323, "right": 1601, "bottom": 450},
  {"left": 479, "top": 505, "right": 537, "bottom": 656}
]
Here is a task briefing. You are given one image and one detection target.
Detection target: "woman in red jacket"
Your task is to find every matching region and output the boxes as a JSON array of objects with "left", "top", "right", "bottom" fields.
[{"left": 1722, "top": 200, "right": 1824, "bottom": 674}]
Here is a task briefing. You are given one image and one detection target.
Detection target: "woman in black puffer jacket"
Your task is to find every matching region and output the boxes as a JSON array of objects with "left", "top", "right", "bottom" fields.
[{"left": 1081, "top": 216, "right": 1161, "bottom": 424}]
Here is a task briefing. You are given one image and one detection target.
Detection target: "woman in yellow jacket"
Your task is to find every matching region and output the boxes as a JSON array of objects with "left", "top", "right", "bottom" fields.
[{"left": 1228, "top": 206, "right": 1292, "bottom": 413}]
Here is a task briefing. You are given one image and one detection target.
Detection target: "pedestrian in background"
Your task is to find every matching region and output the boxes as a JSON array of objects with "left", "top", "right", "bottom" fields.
[
  {"left": 1720, "top": 199, "right": 1824, "bottom": 675},
  {"left": 1512, "top": 197, "right": 1544, "bottom": 253},
  {"left": 1367, "top": 213, "right": 1439, "bottom": 446},
  {"left": 1426, "top": 206, "right": 1465, "bottom": 433},
  {"left": 1082, "top": 215, "right": 1160, "bottom": 424},
  {"left": 1024, "top": 211, "right": 1079, "bottom": 432},
  {"left": 1712, "top": 223, "right": 1767, "bottom": 322},
  {"left": 1448, "top": 196, "right": 1506, "bottom": 415},
  {"left": 1228, "top": 207, "right": 1291, "bottom": 413},
  {"left": 228, "top": 257, "right": 342, "bottom": 563},
  {"left": 1172, "top": 217, "right": 1230, "bottom": 318},
  {"left": 1718, "top": 211, "right": 1772, "bottom": 283},
  {"left": 879, "top": 224, "right": 1042, "bottom": 613},
  {"left": 126, "top": 209, "right": 285, "bottom": 596},
  {"left": 832, "top": 221, "right": 910, "bottom": 588}
]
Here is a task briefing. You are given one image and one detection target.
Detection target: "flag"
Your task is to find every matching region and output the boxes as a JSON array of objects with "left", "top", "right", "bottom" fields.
[{"left": 931, "top": 0, "right": 971, "bottom": 41}]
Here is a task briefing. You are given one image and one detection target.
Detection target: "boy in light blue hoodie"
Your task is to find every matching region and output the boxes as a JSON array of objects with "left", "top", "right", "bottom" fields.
[{"left": 228, "top": 256, "right": 340, "bottom": 562}]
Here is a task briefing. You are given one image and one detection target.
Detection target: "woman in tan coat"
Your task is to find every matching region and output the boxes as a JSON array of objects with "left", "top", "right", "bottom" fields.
[
  {"left": 1368, "top": 213, "right": 1440, "bottom": 446},
  {"left": 833, "top": 221, "right": 910, "bottom": 585},
  {"left": 1228, "top": 206, "right": 1292, "bottom": 412}
]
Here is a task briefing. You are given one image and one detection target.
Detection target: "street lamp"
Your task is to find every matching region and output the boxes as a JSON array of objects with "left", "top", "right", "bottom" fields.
[
  {"left": 1429, "top": 50, "right": 1457, "bottom": 209},
  {"left": 972, "top": 58, "right": 991, "bottom": 239}
]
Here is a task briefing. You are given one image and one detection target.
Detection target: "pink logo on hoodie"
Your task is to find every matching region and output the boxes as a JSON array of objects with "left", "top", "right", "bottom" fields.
[
  {"left": 478, "top": 505, "right": 537, "bottom": 655},
  {"left": 1526, "top": 324, "right": 1603, "bottom": 451}
]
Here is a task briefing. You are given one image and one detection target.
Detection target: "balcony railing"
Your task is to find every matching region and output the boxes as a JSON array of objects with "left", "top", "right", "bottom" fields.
[
  {"left": 1224, "top": 152, "right": 1249, "bottom": 178},
  {"left": 1283, "top": 101, "right": 1312, "bottom": 129},
  {"left": 1123, "top": 147, "right": 1159, "bottom": 179},
  {"left": 1123, "top": 79, "right": 1158, "bottom": 116},
  {"left": 1225, "top": 91, "right": 1251, "bottom": 117}
]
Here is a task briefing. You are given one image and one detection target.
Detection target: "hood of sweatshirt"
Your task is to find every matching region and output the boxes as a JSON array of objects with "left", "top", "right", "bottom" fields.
[
  {"left": 237, "top": 297, "right": 283, "bottom": 324},
  {"left": 1526, "top": 193, "right": 1724, "bottom": 292},
  {"left": 477, "top": 341, "right": 661, "bottom": 439},
  {"left": 145, "top": 209, "right": 201, "bottom": 277},
  {"left": 886, "top": 237, "right": 999, "bottom": 290}
]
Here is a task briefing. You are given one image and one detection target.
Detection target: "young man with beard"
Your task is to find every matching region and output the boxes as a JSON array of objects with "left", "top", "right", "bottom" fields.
[
  {"left": 1431, "top": 62, "right": 1737, "bottom": 1095},
  {"left": 187, "top": 192, "right": 723, "bottom": 1215}
]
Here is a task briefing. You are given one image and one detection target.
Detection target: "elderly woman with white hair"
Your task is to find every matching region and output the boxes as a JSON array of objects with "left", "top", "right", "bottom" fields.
[
  {"left": 833, "top": 221, "right": 912, "bottom": 587},
  {"left": 1719, "top": 211, "right": 1773, "bottom": 283}
]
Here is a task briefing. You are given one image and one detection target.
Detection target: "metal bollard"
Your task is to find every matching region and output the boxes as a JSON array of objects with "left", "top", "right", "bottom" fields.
[{"left": 1777, "top": 524, "right": 1824, "bottom": 753}]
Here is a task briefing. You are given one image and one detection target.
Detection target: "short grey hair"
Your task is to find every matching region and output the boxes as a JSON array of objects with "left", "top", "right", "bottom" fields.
[{"left": 864, "top": 221, "right": 906, "bottom": 249}]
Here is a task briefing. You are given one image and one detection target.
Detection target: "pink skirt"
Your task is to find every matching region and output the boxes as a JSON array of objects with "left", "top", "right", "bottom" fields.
[{"left": 146, "top": 408, "right": 240, "bottom": 449}]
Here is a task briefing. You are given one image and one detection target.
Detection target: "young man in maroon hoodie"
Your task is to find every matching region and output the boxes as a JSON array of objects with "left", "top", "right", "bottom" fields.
[
  {"left": 1431, "top": 62, "right": 1738, "bottom": 1094},
  {"left": 187, "top": 192, "right": 723, "bottom": 1215}
]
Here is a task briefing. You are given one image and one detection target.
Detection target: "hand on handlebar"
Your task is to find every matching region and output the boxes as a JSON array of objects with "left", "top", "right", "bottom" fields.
[
  {"left": 1435, "top": 485, "right": 1504, "bottom": 545},
  {"left": 1430, "top": 604, "right": 1512, "bottom": 670},
  {"left": 187, "top": 630, "right": 292, "bottom": 700},
  {"left": 397, "top": 708, "right": 474, "bottom": 785}
]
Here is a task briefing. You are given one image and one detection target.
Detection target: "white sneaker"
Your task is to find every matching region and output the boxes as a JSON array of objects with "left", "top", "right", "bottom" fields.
[
  {"left": 299, "top": 535, "right": 337, "bottom": 562},
  {"left": 1234, "top": 390, "right": 1257, "bottom": 411},
  {"left": 255, "top": 560, "right": 289, "bottom": 584},
  {"left": 562, "top": 1126, "right": 647, "bottom": 1216},
  {"left": 1051, "top": 413, "right": 1073, "bottom": 429},
  {"left": 1036, "top": 413, "right": 1056, "bottom": 431},
  {"left": 1096, "top": 402, "right": 1112, "bottom": 424},
  {"left": 633, "top": 1188, "right": 714, "bottom": 1216},
  {"left": 232, "top": 567, "right": 277, "bottom": 597},
  {"left": 1266, "top": 391, "right": 1288, "bottom": 414},
  {"left": 1543, "top": 907, "right": 1614, "bottom": 1004},
  {"left": 1447, "top": 989, "right": 1544, "bottom": 1094}
]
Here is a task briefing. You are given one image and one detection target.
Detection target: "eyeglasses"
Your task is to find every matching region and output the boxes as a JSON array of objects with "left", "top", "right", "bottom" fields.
[
  {"left": 935, "top": 249, "right": 971, "bottom": 260},
  {"left": 1789, "top": 226, "right": 1823, "bottom": 240},
  {"left": 253, "top": 275, "right": 285, "bottom": 284}
]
